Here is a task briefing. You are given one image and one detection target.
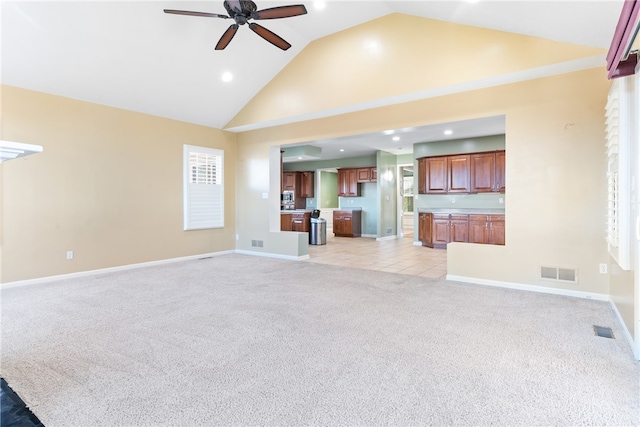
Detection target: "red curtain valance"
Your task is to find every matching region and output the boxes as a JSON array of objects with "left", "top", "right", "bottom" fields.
[{"left": 607, "top": 0, "right": 640, "bottom": 79}]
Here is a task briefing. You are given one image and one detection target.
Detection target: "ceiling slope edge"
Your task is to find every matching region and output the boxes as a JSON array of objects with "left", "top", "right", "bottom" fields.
[{"left": 224, "top": 54, "right": 606, "bottom": 133}]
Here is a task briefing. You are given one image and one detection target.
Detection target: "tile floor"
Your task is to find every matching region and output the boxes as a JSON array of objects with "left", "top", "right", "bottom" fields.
[{"left": 305, "top": 230, "right": 448, "bottom": 279}]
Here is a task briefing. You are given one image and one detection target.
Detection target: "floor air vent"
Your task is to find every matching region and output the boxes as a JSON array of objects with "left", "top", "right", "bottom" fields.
[
  {"left": 594, "top": 325, "right": 615, "bottom": 339},
  {"left": 540, "top": 266, "right": 577, "bottom": 283}
]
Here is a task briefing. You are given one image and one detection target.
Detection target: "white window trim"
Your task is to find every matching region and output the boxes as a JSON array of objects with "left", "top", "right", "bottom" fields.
[
  {"left": 183, "top": 144, "right": 224, "bottom": 231},
  {"left": 606, "top": 78, "right": 631, "bottom": 270}
]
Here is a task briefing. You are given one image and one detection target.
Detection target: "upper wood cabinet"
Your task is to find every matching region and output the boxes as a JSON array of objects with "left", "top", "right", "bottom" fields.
[
  {"left": 470, "top": 151, "right": 505, "bottom": 193},
  {"left": 356, "top": 167, "right": 377, "bottom": 183},
  {"left": 299, "top": 172, "right": 314, "bottom": 198},
  {"left": 419, "top": 150, "right": 505, "bottom": 194},
  {"left": 282, "top": 171, "right": 297, "bottom": 191},
  {"left": 448, "top": 155, "right": 470, "bottom": 193},
  {"left": 424, "top": 157, "right": 448, "bottom": 193},
  {"left": 338, "top": 168, "right": 360, "bottom": 197}
]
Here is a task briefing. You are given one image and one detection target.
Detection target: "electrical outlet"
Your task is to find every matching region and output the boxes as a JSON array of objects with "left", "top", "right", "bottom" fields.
[
  {"left": 499, "top": 198, "right": 504, "bottom": 204},
  {"left": 66, "top": 251, "right": 74, "bottom": 260},
  {"left": 451, "top": 198, "right": 456, "bottom": 203},
  {"left": 599, "top": 263, "right": 608, "bottom": 274}
]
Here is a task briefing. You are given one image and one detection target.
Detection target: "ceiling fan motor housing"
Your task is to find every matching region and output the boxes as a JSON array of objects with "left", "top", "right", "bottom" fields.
[{"left": 224, "top": 0, "right": 257, "bottom": 25}]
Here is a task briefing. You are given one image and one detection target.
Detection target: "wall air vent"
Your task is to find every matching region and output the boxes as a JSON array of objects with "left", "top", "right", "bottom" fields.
[
  {"left": 251, "top": 240, "right": 264, "bottom": 248},
  {"left": 540, "top": 266, "right": 578, "bottom": 283}
]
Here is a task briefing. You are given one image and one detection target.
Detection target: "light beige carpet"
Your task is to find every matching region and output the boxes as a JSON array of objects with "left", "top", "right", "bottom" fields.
[{"left": 1, "top": 254, "right": 638, "bottom": 426}]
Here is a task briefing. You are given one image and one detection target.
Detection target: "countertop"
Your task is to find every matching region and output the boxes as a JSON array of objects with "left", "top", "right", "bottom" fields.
[
  {"left": 418, "top": 208, "right": 505, "bottom": 214},
  {"left": 334, "top": 207, "right": 362, "bottom": 211},
  {"left": 280, "top": 209, "right": 313, "bottom": 214}
]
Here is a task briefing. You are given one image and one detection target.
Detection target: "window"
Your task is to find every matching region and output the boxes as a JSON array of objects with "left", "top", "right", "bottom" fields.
[
  {"left": 183, "top": 145, "right": 224, "bottom": 230},
  {"left": 605, "top": 78, "right": 631, "bottom": 270}
]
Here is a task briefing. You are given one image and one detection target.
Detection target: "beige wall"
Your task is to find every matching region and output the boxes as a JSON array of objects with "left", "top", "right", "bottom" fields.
[
  {"left": 227, "top": 13, "right": 603, "bottom": 130},
  {"left": 232, "top": 13, "right": 612, "bottom": 297},
  {"left": 1, "top": 86, "right": 236, "bottom": 282}
]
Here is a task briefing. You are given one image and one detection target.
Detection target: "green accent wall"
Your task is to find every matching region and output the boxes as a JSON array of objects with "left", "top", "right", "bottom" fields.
[{"left": 319, "top": 170, "right": 338, "bottom": 208}]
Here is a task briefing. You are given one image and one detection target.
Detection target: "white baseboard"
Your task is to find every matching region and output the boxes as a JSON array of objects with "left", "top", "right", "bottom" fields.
[
  {"left": 376, "top": 235, "right": 397, "bottom": 241},
  {"left": 1, "top": 250, "right": 236, "bottom": 288},
  {"left": 445, "top": 274, "right": 610, "bottom": 301},
  {"left": 235, "top": 250, "right": 310, "bottom": 261},
  {"left": 609, "top": 299, "right": 638, "bottom": 360},
  {"left": 413, "top": 241, "right": 423, "bottom": 246}
]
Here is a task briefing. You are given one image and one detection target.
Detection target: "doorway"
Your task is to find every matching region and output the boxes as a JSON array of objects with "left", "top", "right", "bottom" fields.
[{"left": 397, "top": 164, "right": 414, "bottom": 238}]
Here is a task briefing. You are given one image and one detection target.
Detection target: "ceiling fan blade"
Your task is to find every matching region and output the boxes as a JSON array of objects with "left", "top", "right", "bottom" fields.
[
  {"left": 249, "top": 22, "right": 291, "bottom": 50},
  {"left": 252, "top": 4, "right": 307, "bottom": 20},
  {"left": 215, "top": 24, "right": 239, "bottom": 50},
  {"left": 164, "top": 9, "right": 229, "bottom": 19}
]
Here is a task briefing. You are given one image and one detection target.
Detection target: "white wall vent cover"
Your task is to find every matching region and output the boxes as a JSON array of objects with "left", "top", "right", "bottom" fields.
[{"left": 540, "top": 266, "right": 578, "bottom": 283}]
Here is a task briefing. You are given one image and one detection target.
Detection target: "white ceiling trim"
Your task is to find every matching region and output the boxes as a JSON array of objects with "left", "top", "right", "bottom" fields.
[{"left": 224, "top": 54, "right": 607, "bottom": 133}]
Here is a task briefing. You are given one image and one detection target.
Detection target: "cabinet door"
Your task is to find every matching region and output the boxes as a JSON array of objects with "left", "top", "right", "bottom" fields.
[
  {"left": 470, "top": 152, "right": 495, "bottom": 193},
  {"left": 450, "top": 216, "right": 469, "bottom": 243},
  {"left": 342, "top": 214, "right": 353, "bottom": 235},
  {"left": 495, "top": 151, "right": 506, "bottom": 192},
  {"left": 448, "top": 155, "right": 470, "bottom": 193},
  {"left": 432, "top": 218, "right": 450, "bottom": 245},
  {"left": 371, "top": 168, "right": 377, "bottom": 182},
  {"left": 333, "top": 212, "right": 344, "bottom": 235},
  {"left": 425, "top": 157, "right": 448, "bottom": 193},
  {"left": 337, "top": 170, "right": 348, "bottom": 196},
  {"left": 468, "top": 215, "right": 488, "bottom": 244},
  {"left": 291, "top": 218, "right": 305, "bottom": 232},
  {"left": 418, "top": 158, "right": 427, "bottom": 194},
  {"left": 356, "top": 168, "right": 371, "bottom": 182},
  {"left": 418, "top": 212, "right": 432, "bottom": 247},
  {"left": 281, "top": 214, "right": 293, "bottom": 231},
  {"left": 300, "top": 172, "right": 314, "bottom": 197},
  {"left": 283, "top": 172, "right": 297, "bottom": 191},
  {"left": 347, "top": 169, "right": 359, "bottom": 196},
  {"left": 488, "top": 215, "right": 505, "bottom": 245}
]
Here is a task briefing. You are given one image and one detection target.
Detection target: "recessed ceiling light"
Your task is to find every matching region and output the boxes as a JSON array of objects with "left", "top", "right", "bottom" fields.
[
  {"left": 221, "top": 71, "right": 233, "bottom": 82},
  {"left": 339, "top": 149, "right": 345, "bottom": 152},
  {"left": 314, "top": 1, "right": 326, "bottom": 10},
  {"left": 444, "top": 130, "right": 453, "bottom": 135},
  {"left": 392, "top": 136, "right": 400, "bottom": 141},
  {"left": 382, "top": 130, "right": 395, "bottom": 135},
  {"left": 298, "top": 156, "right": 302, "bottom": 160}
]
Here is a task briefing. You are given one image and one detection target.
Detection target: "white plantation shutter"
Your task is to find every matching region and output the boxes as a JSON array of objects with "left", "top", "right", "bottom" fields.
[
  {"left": 605, "top": 78, "right": 631, "bottom": 270},
  {"left": 184, "top": 145, "right": 224, "bottom": 230}
]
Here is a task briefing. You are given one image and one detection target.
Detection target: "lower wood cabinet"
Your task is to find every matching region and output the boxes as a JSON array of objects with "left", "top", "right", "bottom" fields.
[
  {"left": 291, "top": 212, "right": 310, "bottom": 233},
  {"left": 420, "top": 212, "right": 504, "bottom": 248},
  {"left": 333, "top": 210, "right": 362, "bottom": 237},
  {"left": 281, "top": 212, "right": 310, "bottom": 233},
  {"left": 468, "top": 214, "right": 505, "bottom": 245}
]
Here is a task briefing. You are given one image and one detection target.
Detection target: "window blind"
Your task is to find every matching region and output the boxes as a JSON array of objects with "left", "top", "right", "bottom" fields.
[
  {"left": 605, "top": 78, "right": 631, "bottom": 270},
  {"left": 183, "top": 145, "right": 224, "bottom": 230}
]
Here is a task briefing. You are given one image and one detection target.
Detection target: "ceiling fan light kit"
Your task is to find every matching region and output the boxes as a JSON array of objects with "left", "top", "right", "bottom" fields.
[{"left": 164, "top": 0, "right": 307, "bottom": 51}]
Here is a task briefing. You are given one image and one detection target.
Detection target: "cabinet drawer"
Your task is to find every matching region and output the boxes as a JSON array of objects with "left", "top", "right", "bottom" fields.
[
  {"left": 489, "top": 214, "right": 505, "bottom": 222},
  {"left": 469, "top": 214, "right": 489, "bottom": 221},
  {"left": 450, "top": 214, "right": 468, "bottom": 221},
  {"left": 433, "top": 214, "right": 450, "bottom": 220}
]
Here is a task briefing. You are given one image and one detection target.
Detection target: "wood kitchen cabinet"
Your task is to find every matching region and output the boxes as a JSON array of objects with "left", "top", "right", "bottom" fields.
[
  {"left": 432, "top": 214, "right": 450, "bottom": 248},
  {"left": 418, "top": 150, "right": 505, "bottom": 194},
  {"left": 333, "top": 210, "right": 362, "bottom": 237},
  {"left": 468, "top": 214, "right": 505, "bottom": 245},
  {"left": 418, "top": 212, "right": 432, "bottom": 245},
  {"left": 419, "top": 211, "right": 503, "bottom": 248},
  {"left": 423, "top": 157, "right": 448, "bottom": 193},
  {"left": 299, "top": 172, "right": 314, "bottom": 198},
  {"left": 356, "top": 167, "right": 377, "bottom": 183},
  {"left": 338, "top": 169, "right": 360, "bottom": 197},
  {"left": 291, "top": 212, "right": 311, "bottom": 233},
  {"left": 282, "top": 172, "right": 297, "bottom": 191},
  {"left": 447, "top": 155, "right": 470, "bottom": 193},
  {"left": 470, "top": 151, "right": 506, "bottom": 193},
  {"left": 281, "top": 213, "right": 293, "bottom": 231}
]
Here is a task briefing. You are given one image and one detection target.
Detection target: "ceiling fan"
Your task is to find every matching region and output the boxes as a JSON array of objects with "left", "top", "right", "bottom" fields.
[{"left": 164, "top": 0, "right": 307, "bottom": 50}]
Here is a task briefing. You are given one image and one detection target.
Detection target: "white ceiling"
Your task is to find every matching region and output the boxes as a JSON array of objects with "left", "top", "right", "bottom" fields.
[{"left": 2, "top": 0, "right": 623, "bottom": 161}]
